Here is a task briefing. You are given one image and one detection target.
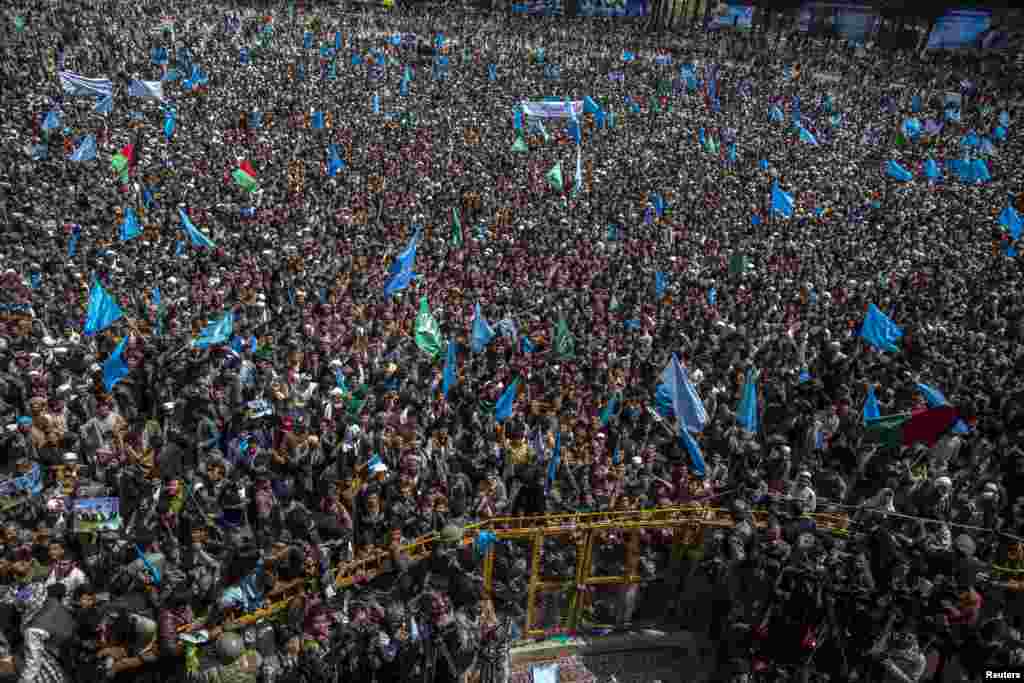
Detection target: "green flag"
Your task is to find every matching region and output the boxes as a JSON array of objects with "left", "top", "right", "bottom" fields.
[
  {"left": 895, "top": 131, "right": 907, "bottom": 146},
  {"left": 650, "top": 95, "right": 661, "bottom": 114},
  {"left": 14, "top": 16, "right": 25, "bottom": 33},
  {"left": 554, "top": 314, "right": 575, "bottom": 359},
  {"left": 415, "top": 296, "right": 443, "bottom": 359},
  {"left": 232, "top": 168, "right": 258, "bottom": 193},
  {"left": 864, "top": 413, "right": 912, "bottom": 448},
  {"left": 729, "top": 253, "right": 748, "bottom": 276},
  {"left": 511, "top": 136, "right": 528, "bottom": 153},
  {"left": 545, "top": 162, "right": 563, "bottom": 192},
  {"left": 451, "top": 208, "right": 463, "bottom": 247}
]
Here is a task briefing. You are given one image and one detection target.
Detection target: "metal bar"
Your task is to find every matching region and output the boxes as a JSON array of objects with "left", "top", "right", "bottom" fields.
[{"left": 525, "top": 532, "right": 543, "bottom": 634}]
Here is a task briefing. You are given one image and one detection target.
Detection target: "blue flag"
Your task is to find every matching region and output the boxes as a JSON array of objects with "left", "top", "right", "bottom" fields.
[
  {"left": 384, "top": 227, "right": 420, "bottom": 297},
  {"left": 708, "top": 287, "right": 716, "bottom": 305},
  {"left": 442, "top": 340, "right": 457, "bottom": 399},
  {"left": 769, "top": 106, "right": 784, "bottom": 123},
  {"left": 655, "top": 271, "right": 667, "bottom": 300},
  {"left": 67, "top": 225, "right": 80, "bottom": 257},
  {"left": 971, "top": 158, "right": 991, "bottom": 183},
  {"left": 860, "top": 303, "right": 903, "bottom": 352},
  {"left": 797, "top": 125, "right": 818, "bottom": 146},
  {"left": 400, "top": 77, "right": 408, "bottom": 96},
  {"left": 327, "top": 144, "right": 345, "bottom": 177},
  {"left": 679, "top": 426, "right": 706, "bottom": 478},
  {"left": 622, "top": 50, "right": 635, "bottom": 62},
  {"left": 901, "top": 117, "right": 922, "bottom": 139},
  {"left": 583, "top": 96, "right": 601, "bottom": 114},
  {"left": 42, "top": 109, "right": 61, "bottom": 131},
  {"left": 312, "top": 111, "right": 324, "bottom": 130},
  {"left": 916, "top": 383, "right": 948, "bottom": 408},
  {"left": 335, "top": 32, "right": 343, "bottom": 50},
  {"left": 568, "top": 116, "right": 581, "bottom": 145},
  {"left": 924, "top": 158, "right": 942, "bottom": 181},
  {"left": 94, "top": 94, "right": 113, "bottom": 114},
  {"left": 304, "top": 32, "right": 313, "bottom": 49},
  {"left": 546, "top": 429, "right": 561, "bottom": 493},
  {"left": 650, "top": 192, "right": 665, "bottom": 217},
  {"left": 69, "top": 134, "right": 96, "bottom": 162},
  {"left": 521, "top": 336, "right": 535, "bottom": 353},
  {"left": 120, "top": 207, "right": 141, "bottom": 242},
  {"left": 84, "top": 279, "right": 124, "bottom": 336},
  {"left": 698, "top": 127, "right": 705, "bottom": 146},
  {"left": 179, "top": 208, "right": 216, "bottom": 248},
  {"left": 600, "top": 395, "right": 618, "bottom": 426},
  {"left": 163, "top": 108, "right": 176, "bottom": 140},
  {"left": 661, "top": 354, "right": 709, "bottom": 433},
  {"left": 887, "top": 160, "right": 914, "bottom": 182},
  {"left": 249, "top": 111, "right": 262, "bottom": 129},
  {"left": 759, "top": 159, "right": 769, "bottom": 172},
  {"left": 736, "top": 368, "right": 759, "bottom": 433},
  {"left": 1000, "top": 204, "right": 1023, "bottom": 241},
  {"left": 911, "top": 95, "right": 921, "bottom": 113},
  {"left": 488, "top": 64, "right": 496, "bottom": 81},
  {"left": 373, "top": 93, "right": 380, "bottom": 114},
  {"left": 103, "top": 335, "right": 131, "bottom": 391},
  {"left": 192, "top": 311, "right": 234, "bottom": 349},
  {"left": 471, "top": 303, "right": 496, "bottom": 353},
  {"left": 771, "top": 181, "right": 794, "bottom": 218},
  {"left": 863, "top": 385, "right": 881, "bottom": 424},
  {"left": 495, "top": 379, "right": 519, "bottom": 422},
  {"left": 239, "top": 48, "right": 249, "bottom": 64}
]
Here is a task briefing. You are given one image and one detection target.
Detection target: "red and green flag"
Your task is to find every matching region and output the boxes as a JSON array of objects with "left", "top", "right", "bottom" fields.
[
  {"left": 232, "top": 160, "right": 259, "bottom": 192},
  {"left": 111, "top": 144, "right": 134, "bottom": 179},
  {"left": 864, "top": 406, "right": 958, "bottom": 449}
]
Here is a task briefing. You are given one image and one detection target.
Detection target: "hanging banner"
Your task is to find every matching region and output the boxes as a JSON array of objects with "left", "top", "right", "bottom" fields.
[{"left": 520, "top": 101, "right": 584, "bottom": 118}]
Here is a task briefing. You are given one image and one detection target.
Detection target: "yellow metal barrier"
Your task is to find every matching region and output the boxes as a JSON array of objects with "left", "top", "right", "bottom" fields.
[{"left": 166, "top": 506, "right": 1022, "bottom": 639}]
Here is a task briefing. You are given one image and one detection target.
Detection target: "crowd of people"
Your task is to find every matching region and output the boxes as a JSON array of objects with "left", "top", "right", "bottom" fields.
[{"left": 0, "top": 1, "right": 1023, "bottom": 682}]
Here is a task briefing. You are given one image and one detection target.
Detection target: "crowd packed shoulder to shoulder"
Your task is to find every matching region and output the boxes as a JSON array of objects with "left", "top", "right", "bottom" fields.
[{"left": 0, "top": 2, "right": 1022, "bottom": 682}]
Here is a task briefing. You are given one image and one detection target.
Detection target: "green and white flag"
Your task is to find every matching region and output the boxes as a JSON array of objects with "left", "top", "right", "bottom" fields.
[{"left": 415, "top": 296, "right": 443, "bottom": 359}]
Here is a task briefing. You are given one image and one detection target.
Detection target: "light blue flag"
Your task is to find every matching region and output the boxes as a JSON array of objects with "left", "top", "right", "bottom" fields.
[
  {"left": 798, "top": 125, "right": 818, "bottom": 146},
  {"left": 799, "top": 368, "right": 811, "bottom": 383},
  {"left": 708, "top": 287, "right": 716, "bottom": 305},
  {"left": 94, "top": 94, "right": 113, "bottom": 114},
  {"left": 327, "top": 144, "right": 345, "bottom": 177},
  {"left": 863, "top": 385, "right": 881, "bottom": 424},
  {"left": 887, "top": 160, "right": 913, "bottom": 182},
  {"left": 916, "top": 383, "right": 949, "bottom": 408},
  {"left": 442, "top": 340, "right": 457, "bottom": 399},
  {"left": 312, "top": 111, "right": 324, "bottom": 130},
  {"left": 513, "top": 108, "right": 523, "bottom": 131},
  {"left": 67, "top": 225, "right": 80, "bottom": 257},
  {"left": 42, "top": 109, "right": 61, "bottom": 131},
  {"left": 303, "top": 31, "right": 313, "bottom": 49},
  {"left": 679, "top": 426, "right": 706, "bottom": 478},
  {"left": 860, "top": 303, "right": 903, "bottom": 352},
  {"left": 163, "top": 108, "right": 176, "bottom": 140},
  {"left": 120, "top": 207, "right": 141, "bottom": 242},
  {"left": 175, "top": 240, "right": 184, "bottom": 257},
  {"left": 924, "top": 158, "right": 942, "bottom": 181},
  {"left": 769, "top": 106, "right": 784, "bottom": 123},
  {"left": 736, "top": 368, "right": 759, "bottom": 433},
  {"left": 128, "top": 80, "right": 164, "bottom": 99},
  {"left": 655, "top": 271, "right": 667, "bottom": 300},
  {"left": 980, "top": 138, "right": 997, "bottom": 156},
  {"left": 163, "top": 68, "right": 179, "bottom": 82},
  {"left": 727, "top": 143, "right": 737, "bottom": 163},
  {"left": 249, "top": 111, "right": 262, "bottom": 129},
  {"left": 945, "top": 108, "right": 961, "bottom": 123},
  {"left": 771, "top": 181, "right": 794, "bottom": 218},
  {"left": 69, "top": 134, "right": 96, "bottom": 162},
  {"left": 372, "top": 93, "right": 380, "bottom": 114},
  {"left": 102, "top": 335, "right": 130, "bottom": 391},
  {"left": 995, "top": 126, "right": 1007, "bottom": 141},
  {"left": 471, "top": 303, "right": 496, "bottom": 353},
  {"left": 662, "top": 354, "right": 709, "bottom": 434},
  {"left": 545, "top": 429, "right": 561, "bottom": 494},
  {"left": 495, "top": 379, "right": 519, "bottom": 423},
  {"left": 698, "top": 127, "right": 705, "bottom": 147},
  {"left": 521, "top": 337, "right": 535, "bottom": 353},
  {"left": 572, "top": 145, "right": 583, "bottom": 196},
  {"left": 488, "top": 64, "right": 496, "bottom": 81},
  {"left": 600, "top": 395, "right": 618, "bottom": 426},
  {"left": 192, "top": 311, "right": 234, "bottom": 349},
  {"left": 622, "top": 50, "right": 635, "bottom": 62},
  {"left": 1000, "top": 111, "right": 1011, "bottom": 127},
  {"left": 583, "top": 96, "right": 601, "bottom": 114},
  {"left": 84, "top": 279, "right": 124, "bottom": 336},
  {"left": 759, "top": 159, "right": 769, "bottom": 172},
  {"left": 179, "top": 208, "right": 216, "bottom": 248},
  {"left": 400, "top": 77, "right": 409, "bottom": 96}
]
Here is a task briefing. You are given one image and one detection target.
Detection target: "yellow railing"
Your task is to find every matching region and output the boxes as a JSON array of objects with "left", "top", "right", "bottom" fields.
[{"left": 165, "top": 506, "right": 1021, "bottom": 640}]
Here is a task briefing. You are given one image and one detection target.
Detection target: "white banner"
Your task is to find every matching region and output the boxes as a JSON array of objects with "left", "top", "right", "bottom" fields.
[{"left": 520, "top": 101, "right": 584, "bottom": 118}]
